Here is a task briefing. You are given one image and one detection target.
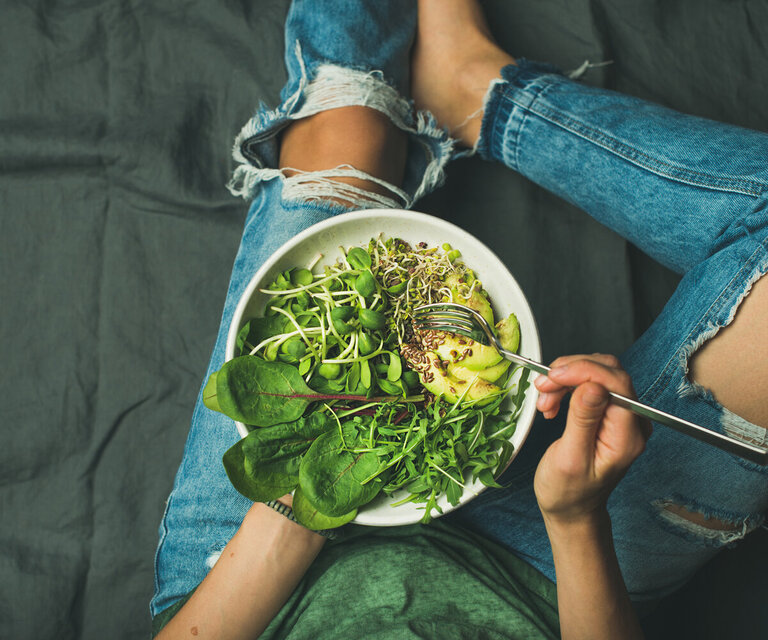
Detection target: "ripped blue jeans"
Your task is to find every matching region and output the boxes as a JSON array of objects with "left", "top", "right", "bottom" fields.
[{"left": 151, "top": 1, "right": 768, "bottom": 618}]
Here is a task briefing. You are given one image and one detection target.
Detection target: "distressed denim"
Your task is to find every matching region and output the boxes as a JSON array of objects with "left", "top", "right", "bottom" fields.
[
  {"left": 447, "top": 61, "right": 768, "bottom": 603},
  {"left": 151, "top": 0, "right": 458, "bottom": 617},
  {"left": 151, "top": 8, "right": 768, "bottom": 620}
]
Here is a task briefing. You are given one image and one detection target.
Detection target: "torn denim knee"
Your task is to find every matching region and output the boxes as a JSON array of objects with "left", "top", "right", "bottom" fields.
[
  {"left": 228, "top": 43, "right": 457, "bottom": 210},
  {"left": 676, "top": 260, "right": 768, "bottom": 451},
  {"left": 652, "top": 497, "right": 762, "bottom": 546}
]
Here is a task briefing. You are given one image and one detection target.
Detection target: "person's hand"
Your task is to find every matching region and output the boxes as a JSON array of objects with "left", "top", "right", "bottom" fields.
[{"left": 533, "top": 355, "right": 651, "bottom": 525}]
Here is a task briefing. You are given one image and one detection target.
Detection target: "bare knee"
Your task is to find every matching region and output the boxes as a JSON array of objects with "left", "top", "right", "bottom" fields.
[
  {"left": 278, "top": 106, "right": 407, "bottom": 207},
  {"left": 689, "top": 271, "right": 768, "bottom": 430}
]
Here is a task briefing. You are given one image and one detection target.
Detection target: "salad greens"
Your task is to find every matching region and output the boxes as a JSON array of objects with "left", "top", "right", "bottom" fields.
[{"left": 204, "top": 236, "right": 529, "bottom": 528}]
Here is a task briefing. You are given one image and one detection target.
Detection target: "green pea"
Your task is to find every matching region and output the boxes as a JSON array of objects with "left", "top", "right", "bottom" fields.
[
  {"left": 358, "top": 331, "right": 377, "bottom": 355},
  {"left": 447, "top": 249, "right": 462, "bottom": 262},
  {"left": 346, "top": 247, "right": 371, "bottom": 270},
  {"left": 318, "top": 362, "right": 341, "bottom": 379},
  {"left": 354, "top": 270, "right": 376, "bottom": 298},
  {"left": 358, "top": 308, "right": 386, "bottom": 330},
  {"left": 291, "top": 268, "right": 313, "bottom": 287}
]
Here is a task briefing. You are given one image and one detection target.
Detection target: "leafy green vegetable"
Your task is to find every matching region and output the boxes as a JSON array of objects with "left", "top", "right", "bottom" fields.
[
  {"left": 346, "top": 247, "right": 371, "bottom": 270},
  {"left": 206, "top": 357, "right": 316, "bottom": 427},
  {"left": 299, "top": 426, "right": 384, "bottom": 517},
  {"left": 203, "top": 372, "right": 221, "bottom": 413},
  {"left": 222, "top": 413, "right": 334, "bottom": 502},
  {"left": 358, "top": 308, "right": 386, "bottom": 330},
  {"left": 206, "top": 237, "right": 532, "bottom": 528},
  {"left": 236, "top": 316, "right": 284, "bottom": 356},
  {"left": 292, "top": 486, "right": 357, "bottom": 530}
]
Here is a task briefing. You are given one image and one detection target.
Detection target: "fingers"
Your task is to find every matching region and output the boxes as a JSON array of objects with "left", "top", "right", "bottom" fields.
[
  {"left": 555, "top": 359, "right": 648, "bottom": 473},
  {"left": 546, "top": 357, "right": 635, "bottom": 398},
  {"left": 535, "top": 354, "right": 624, "bottom": 419}
]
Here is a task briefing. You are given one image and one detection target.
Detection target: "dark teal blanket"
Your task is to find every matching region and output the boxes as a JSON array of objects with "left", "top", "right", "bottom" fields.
[{"left": 1, "top": 1, "right": 766, "bottom": 638}]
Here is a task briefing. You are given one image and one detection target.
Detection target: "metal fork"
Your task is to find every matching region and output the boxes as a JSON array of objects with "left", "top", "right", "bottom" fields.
[{"left": 414, "top": 302, "right": 768, "bottom": 465}]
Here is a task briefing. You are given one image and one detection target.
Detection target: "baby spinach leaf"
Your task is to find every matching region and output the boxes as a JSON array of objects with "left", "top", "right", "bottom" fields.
[
  {"left": 376, "top": 378, "right": 402, "bottom": 397},
  {"left": 360, "top": 359, "right": 371, "bottom": 389},
  {"left": 236, "top": 317, "right": 284, "bottom": 356},
  {"left": 222, "top": 413, "right": 334, "bottom": 502},
  {"left": 290, "top": 268, "right": 313, "bottom": 287},
  {"left": 386, "top": 352, "right": 402, "bottom": 382},
  {"left": 292, "top": 486, "right": 357, "bottom": 530},
  {"left": 299, "top": 427, "right": 383, "bottom": 517},
  {"left": 346, "top": 247, "right": 371, "bottom": 270},
  {"left": 212, "top": 356, "right": 316, "bottom": 427},
  {"left": 354, "top": 270, "right": 376, "bottom": 298},
  {"left": 203, "top": 372, "right": 221, "bottom": 413}
]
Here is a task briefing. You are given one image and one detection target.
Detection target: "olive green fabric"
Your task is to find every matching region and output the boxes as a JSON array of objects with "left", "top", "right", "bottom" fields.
[{"left": 151, "top": 521, "right": 559, "bottom": 639}]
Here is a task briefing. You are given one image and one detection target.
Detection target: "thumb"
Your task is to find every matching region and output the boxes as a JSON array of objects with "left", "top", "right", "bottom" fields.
[{"left": 563, "top": 382, "right": 609, "bottom": 452}]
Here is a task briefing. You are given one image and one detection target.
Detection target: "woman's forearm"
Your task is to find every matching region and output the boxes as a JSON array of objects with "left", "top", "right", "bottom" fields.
[
  {"left": 545, "top": 510, "right": 643, "bottom": 640},
  {"left": 157, "top": 503, "right": 326, "bottom": 640}
]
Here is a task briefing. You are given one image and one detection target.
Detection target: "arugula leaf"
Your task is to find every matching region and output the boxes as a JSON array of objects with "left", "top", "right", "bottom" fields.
[
  {"left": 292, "top": 486, "right": 357, "bottom": 530},
  {"left": 299, "top": 426, "right": 383, "bottom": 517},
  {"left": 222, "top": 413, "right": 334, "bottom": 502}
]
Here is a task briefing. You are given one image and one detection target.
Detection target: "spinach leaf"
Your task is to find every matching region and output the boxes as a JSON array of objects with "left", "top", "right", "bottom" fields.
[
  {"left": 292, "top": 486, "right": 357, "bottom": 530},
  {"left": 299, "top": 426, "right": 383, "bottom": 517},
  {"left": 209, "top": 356, "right": 316, "bottom": 427},
  {"left": 203, "top": 372, "right": 221, "bottom": 413},
  {"left": 222, "top": 413, "right": 334, "bottom": 502}
]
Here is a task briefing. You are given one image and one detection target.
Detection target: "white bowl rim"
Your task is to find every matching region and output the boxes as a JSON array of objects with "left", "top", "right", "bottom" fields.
[{"left": 224, "top": 208, "right": 541, "bottom": 526}]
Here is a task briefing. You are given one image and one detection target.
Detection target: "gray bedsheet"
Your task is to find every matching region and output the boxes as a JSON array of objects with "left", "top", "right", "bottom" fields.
[{"left": 2, "top": 1, "right": 766, "bottom": 638}]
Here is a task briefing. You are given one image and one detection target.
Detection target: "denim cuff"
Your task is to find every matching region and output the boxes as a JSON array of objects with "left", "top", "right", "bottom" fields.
[{"left": 476, "top": 59, "right": 564, "bottom": 168}]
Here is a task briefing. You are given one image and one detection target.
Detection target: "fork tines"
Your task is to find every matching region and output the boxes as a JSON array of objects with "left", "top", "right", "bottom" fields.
[{"left": 412, "top": 303, "right": 480, "bottom": 334}]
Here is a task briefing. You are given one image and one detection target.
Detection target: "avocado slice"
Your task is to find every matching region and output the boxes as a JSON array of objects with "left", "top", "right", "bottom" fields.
[
  {"left": 432, "top": 333, "right": 503, "bottom": 371},
  {"left": 496, "top": 313, "right": 520, "bottom": 353},
  {"left": 448, "top": 360, "right": 510, "bottom": 383},
  {"left": 445, "top": 274, "right": 494, "bottom": 326},
  {"left": 418, "top": 354, "right": 503, "bottom": 405}
]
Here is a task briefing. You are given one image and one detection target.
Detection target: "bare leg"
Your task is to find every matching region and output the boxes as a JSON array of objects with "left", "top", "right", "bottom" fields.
[
  {"left": 279, "top": 106, "right": 407, "bottom": 203},
  {"left": 689, "top": 274, "right": 768, "bottom": 428},
  {"left": 411, "top": 0, "right": 514, "bottom": 148}
]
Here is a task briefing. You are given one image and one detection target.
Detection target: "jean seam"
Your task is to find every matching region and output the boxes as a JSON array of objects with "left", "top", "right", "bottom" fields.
[
  {"left": 510, "top": 97, "right": 767, "bottom": 197},
  {"left": 493, "top": 76, "right": 554, "bottom": 171}
]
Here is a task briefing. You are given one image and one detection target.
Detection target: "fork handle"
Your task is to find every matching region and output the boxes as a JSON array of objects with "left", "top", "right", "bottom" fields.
[{"left": 499, "top": 348, "right": 768, "bottom": 465}]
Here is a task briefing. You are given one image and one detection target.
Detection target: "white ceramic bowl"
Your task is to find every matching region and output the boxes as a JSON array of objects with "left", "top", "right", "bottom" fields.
[{"left": 226, "top": 209, "right": 541, "bottom": 526}]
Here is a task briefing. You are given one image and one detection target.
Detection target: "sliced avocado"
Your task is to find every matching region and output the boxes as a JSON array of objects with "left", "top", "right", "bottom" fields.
[
  {"left": 448, "top": 360, "right": 510, "bottom": 383},
  {"left": 496, "top": 312, "right": 520, "bottom": 353},
  {"left": 445, "top": 274, "right": 494, "bottom": 326},
  {"left": 418, "top": 354, "right": 502, "bottom": 405},
  {"left": 433, "top": 333, "right": 503, "bottom": 371}
]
